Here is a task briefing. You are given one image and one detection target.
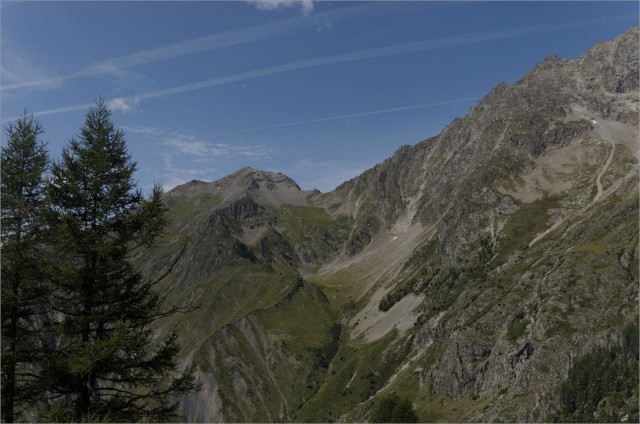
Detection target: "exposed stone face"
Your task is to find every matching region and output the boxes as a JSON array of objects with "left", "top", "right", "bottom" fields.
[
  {"left": 136, "top": 28, "right": 639, "bottom": 423},
  {"left": 316, "top": 28, "right": 638, "bottom": 264}
]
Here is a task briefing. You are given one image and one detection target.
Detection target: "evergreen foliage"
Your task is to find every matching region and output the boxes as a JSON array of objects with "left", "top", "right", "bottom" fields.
[
  {"left": 379, "top": 278, "right": 419, "bottom": 312},
  {"left": 369, "top": 392, "right": 418, "bottom": 423},
  {"left": 1, "top": 114, "right": 50, "bottom": 422},
  {"left": 380, "top": 237, "right": 493, "bottom": 313},
  {"left": 506, "top": 311, "right": 527, "bottom": 342},
  {"left": 550, "top": 321, "right": 639, "bottom": 423},
  {"left": 40, "top": 100, "right": 198, "bottom": 422}
]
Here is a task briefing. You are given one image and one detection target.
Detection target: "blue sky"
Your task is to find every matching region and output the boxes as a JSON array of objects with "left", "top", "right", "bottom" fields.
[{"left": 2, "top": 1, "right": 637, "bottom": 192}]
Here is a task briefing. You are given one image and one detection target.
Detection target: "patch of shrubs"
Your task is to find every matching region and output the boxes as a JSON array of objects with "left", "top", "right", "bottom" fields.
[
  {"left": 549, "top": 321, "right": 639, "bottom": 423},
  {"left": 379, "top": 278, "right": 419, "bottom": 311},
  {"left": 369, "top": 392, "right": 418, "bottom": 423},
  {"left": 380, "top": 237, "right": 494, "bottom": 312},
  {"left": 507, "top": 311, "right": 527, "bottom": 342}
]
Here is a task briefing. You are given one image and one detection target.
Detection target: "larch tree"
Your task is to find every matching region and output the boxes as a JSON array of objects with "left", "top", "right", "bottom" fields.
[
  {"left": 1, "top": 114, "right": 50, "bottom": 422},
  {"left": 44, "top": 100, "right": 197, "bottom": 422}
]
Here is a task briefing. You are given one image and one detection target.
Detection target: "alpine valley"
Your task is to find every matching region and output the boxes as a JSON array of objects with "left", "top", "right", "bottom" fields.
[{"left": 136, "top": 28, "right": 639, "bottom": 422}]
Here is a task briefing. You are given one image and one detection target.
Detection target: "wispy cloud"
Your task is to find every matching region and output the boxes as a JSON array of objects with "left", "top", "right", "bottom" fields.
[
  {"left": 0, "top": 49, "right": 62, "bottom": 96},
  {"left": 203, "top": 97, "right": 481, "bottom": 136},
  {"left": 107, "top": 97, "right": 139, "bottom": 113},
  {"left": 1, "top": 98, "right": 136, "bottom": 124},
  {"left": 9, "top": 103, "right": 95, "bottom": 121},
  {"left": 165, "top": 137, "right": 274, "bottom": 160},
  {"left": 124, "top": 125, "right": 168, "bottom": 137},
  {"left": 159, "top": 152, "right": 216, "bottom": 190},
  {"left": 17, "top": 15, "right": 629, "bottom": 122},
  {"left": 127, "top": 125, "right": 274, "bottom": 190},
  {"left": 248, "top": 0, "right": 315, "bottom": 15},
  {"left": 1, "top": 2, "right": 387, "bottom": 92},
  {"left": 127, "top": 125, "right": 274, "bottom": 159}
]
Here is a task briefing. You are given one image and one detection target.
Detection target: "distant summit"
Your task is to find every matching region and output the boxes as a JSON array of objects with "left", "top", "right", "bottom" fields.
[
  {"left": 228, "top": 167, "right": 302, "bottom": 192},
  {"left": 169, "top": 166, "right": 314, "bottom": 208}
]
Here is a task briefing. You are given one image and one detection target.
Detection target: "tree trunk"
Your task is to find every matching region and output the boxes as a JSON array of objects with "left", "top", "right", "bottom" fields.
[
  {"left": 75, "top": 376, "right": 91, "bottom": 422},
  {"left": 2, "top": 243, "right": 22, "bottom": 424},
  {"left": 2, "top": 301, "right": 18, "bottom": 423}
]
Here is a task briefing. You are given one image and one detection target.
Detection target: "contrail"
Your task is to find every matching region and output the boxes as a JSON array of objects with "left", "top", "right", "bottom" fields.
[
  {"left": 129, "top": 14, "right": 630, "bottom": 102},
  {"left": 2, "top": 2, "right": 439, "bottom": 91},
  {"left": 202, "top": 97, "right": 481, "bottom": 136},
  {"left": 10, "top": 14, "right": 630, "bottom": 122},
  {"left": 23, "top": 102, "right": 95, "bottom": 118}
]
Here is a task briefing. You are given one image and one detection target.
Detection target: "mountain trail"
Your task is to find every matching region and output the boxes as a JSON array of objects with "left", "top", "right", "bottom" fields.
[
  {"left": 592, "top": 127, "right": 616, "bottom": 203},
  {"left": 529, "top": 123, "right": 618, "bottom": 248}
]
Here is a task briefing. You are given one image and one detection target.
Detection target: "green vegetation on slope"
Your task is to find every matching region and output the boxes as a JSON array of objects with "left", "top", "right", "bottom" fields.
[
  {"left": 493, "top": 196, "right": 560, "bottom": 264},
  {"left": 160, "top": 262, "right": 301, "bottom": 352},
  {"left": 197, "top": 280, "right": 340, "bottom": 422},
  {"left": 507, "top": 311, "right": 528, "bottom": 342},
  {"left": 369, "top": 392, "right": 418, "bottom": 423},
  {"left": 550, "top": 321, "right": 639, "bottom": 423},
  {"left": 280, "top": 205, "right": 350, "bottom": 239},
  {"left": 294, "top": 330, "right": 413, "bottom": 422},
  {"left": 382, "top": 237, "right": 493, "bottom": 316}
]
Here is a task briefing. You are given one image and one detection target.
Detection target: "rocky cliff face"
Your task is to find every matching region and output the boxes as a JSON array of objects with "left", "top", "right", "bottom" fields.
[
  {"left": 139, "top": 28, "right": 639, "bottom": 423},
  {"left": 321, "top": 28, "right": 637, "bottom": 263}
]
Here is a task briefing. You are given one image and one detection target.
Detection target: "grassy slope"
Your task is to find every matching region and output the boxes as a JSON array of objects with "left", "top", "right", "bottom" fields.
[
  {"left": 186, "top": 278, "right": 340, "bottom": 422},
  {"left": 327, "top": 172, "right": 638, "bottom": 422},
  {"left": 144, "top": 197, "right": 353, "bottom": 421},
  {"left": 149, "top": 176, "right": 638, "bottom": 423},
  {"left": 281, "top": 124, "right": 638, "bottom": 422},
  {"left": 140, "top": 113, "right": 638, "bottom": 422}
]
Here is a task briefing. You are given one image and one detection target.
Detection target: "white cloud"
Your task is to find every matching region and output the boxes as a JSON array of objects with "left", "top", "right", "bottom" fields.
[
  {"left": 165, "top": 138, "right": 208, "bottom": 156},
  {"left": 107, "top": 97, "right": 139, "bottom": 113},
  {"left": 124, "top": 125, "right": 198, "bottom": 140},
  {"left": 248, "top": 0, "right": 314, "bottom": 14},
  {"left": 164, "top": 137, "right": 274, "bottom": 159},
  {"left": 127, "top": 126, "right": 275, "bottom": 190},
  {"left": 128, "top": 125, "right": 275, "bottom": 160},
  {"left": 122, "top": 125, "right": 166, "bottom": 137}
]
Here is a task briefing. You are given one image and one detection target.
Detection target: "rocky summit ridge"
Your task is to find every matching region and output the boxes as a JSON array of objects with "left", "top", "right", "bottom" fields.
[
  {"left": 169, "top": 167, "right": 315, "bottom": 208},
  {"left": 137, "top": 28, "right": 639, "bottom": 422}
]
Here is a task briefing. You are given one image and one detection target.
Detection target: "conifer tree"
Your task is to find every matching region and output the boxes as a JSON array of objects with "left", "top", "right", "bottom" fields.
[
  {"left": 370, "top": 392, "right": 418, "bottom": 423},
  {"left": 44, "top": 100, "right": 197, "bottom": 422},
  {"left": 1, "top": 114, "right": 50, "bottom": 422}
]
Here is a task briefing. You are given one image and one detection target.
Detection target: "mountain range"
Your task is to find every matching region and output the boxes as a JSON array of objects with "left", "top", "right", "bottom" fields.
[{"left": 136, "top": 28, "right": 639, "bottom": 422}]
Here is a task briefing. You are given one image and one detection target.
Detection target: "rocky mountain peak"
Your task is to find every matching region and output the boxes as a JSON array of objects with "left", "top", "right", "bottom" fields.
[
  {"left": 577, "top": 27, "right": 639, "bottom": 94},
  {"left": 532, "top": 54, "right": 566, "bottom": 72},
  {"left": 167, "top": 167, "right": 304, "bottom": 204},
  {"left": 228, "top": 166, "right": 302, "bottom": 192},
  {"left": 167, "top": 179, "right": 217, "bottom": 197},
  {"left": 220, "top": 167, "right": 309, "bottom": 208}
]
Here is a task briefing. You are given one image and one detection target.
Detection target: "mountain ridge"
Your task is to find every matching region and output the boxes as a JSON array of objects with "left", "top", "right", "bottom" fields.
[
  {"left": 139, "top": 27, "right": 639, "bottom": 423},
  {"left": 169, "top": 27, "right": 637, "bottom": 202}
]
